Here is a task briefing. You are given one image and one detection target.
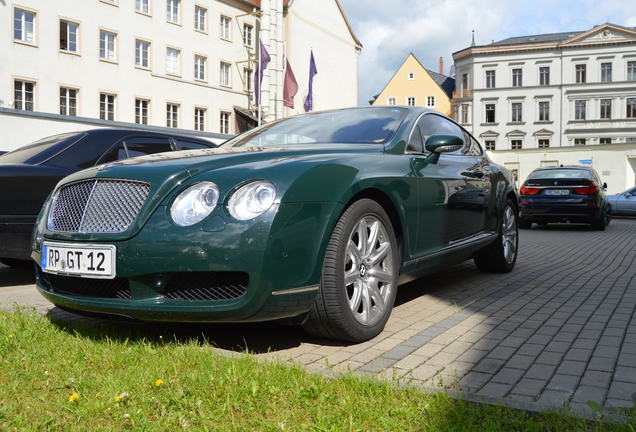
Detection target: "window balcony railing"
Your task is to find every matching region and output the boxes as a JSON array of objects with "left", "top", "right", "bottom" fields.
[{"left": 452, "top": 89, "right": 472, "bottom": 100}]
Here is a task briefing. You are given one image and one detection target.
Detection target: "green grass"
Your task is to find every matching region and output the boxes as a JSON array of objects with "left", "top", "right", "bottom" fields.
[{"left": 0, "top": 309, "right": 634, "bottom": 431}]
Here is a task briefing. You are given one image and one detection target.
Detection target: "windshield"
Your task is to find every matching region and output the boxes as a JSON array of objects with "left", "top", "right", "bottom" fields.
[
  {"left": 222, "top": 108, "right": 407, "bottom": 148},
  {"left": 529, "top": 169, "right": 592, "bottom": 179},
  {"left": 0, "top": 132, "right": 79, "bottom": 164}
]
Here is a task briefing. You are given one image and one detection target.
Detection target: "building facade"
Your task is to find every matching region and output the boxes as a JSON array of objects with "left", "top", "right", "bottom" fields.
[
  {"left": 372, "top": 53, "right": 454, "bottom": 115},
  {"left": 452, "top": 23, "right": 636, "bottom": 193},
  {"left": 0, "top": 0, "right": 361, "bottom": 151}
]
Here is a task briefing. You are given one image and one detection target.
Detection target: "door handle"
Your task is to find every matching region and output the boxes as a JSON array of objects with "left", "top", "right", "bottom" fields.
[{"left": 461, "top": 170, "right": 485, "bottom": 178}]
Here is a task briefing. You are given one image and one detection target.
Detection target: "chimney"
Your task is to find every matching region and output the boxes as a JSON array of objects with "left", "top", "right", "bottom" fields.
[{"left": 439, "top": 57, "right": 444, "bottom": 75}]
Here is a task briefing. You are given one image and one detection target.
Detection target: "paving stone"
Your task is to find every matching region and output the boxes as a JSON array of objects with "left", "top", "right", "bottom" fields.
[
  {"left": 511, "top": 378, "right": 546, "bottom": 398},
  {"left": 477, "top": 382, "right": 512, "bottom": 398},
  {"left": 618, "top": 353, "right": 636, "bottom": 366},
  {"left": 535, "top": 351, "right": 565, "bottom": 366},
  {"left": 491, "top": 367, "right": 525, "bottom": 385},
  {"left": 525, "top": 364, "right": 557, "bottom": 381},
  {"left": 517, "top": 343, "right": 545, "bottom": 356},
  {"left": 488, "top": 346, "right": 516, "bottom": 361},
  {"left": 537, "top": 390, "right": 572, "bottom": 407},
  {"left": 546, "top": 374, "right": 579, "bottom": 393},
  {"left": 587, "top": 356, "right": 616, "bottom": 372},
  {"left": 564, "top": 348, "right": 593, "bottom": 362},
  {"left": 614, "top": 366, "right": 636, "bottom": 383},
  {"left": 555, "top": 360, "right": 587, "bottom": 376},
  {"left": 607, "top": 381, "right": 636, "bottom": 401},
  {"left": 473, "top": 358, "right": 506, "bottom": 374},
  {"left": 459, "top": 371, "right": 492, "bottom": 392},
  {"left": 572, "top": 385, "right": 606, "bottom": 405},
  {"left": 580, "top": 371, "right": 612, "bottom": 388}
]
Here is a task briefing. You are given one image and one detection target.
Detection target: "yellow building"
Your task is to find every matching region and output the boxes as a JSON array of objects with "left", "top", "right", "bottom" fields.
[{"left": 371, "top": 53, "right": 455, "bottom": 115}]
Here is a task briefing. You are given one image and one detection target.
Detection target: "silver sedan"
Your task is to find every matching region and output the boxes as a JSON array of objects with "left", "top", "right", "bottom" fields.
[{"left": 608, "top": 187, "right": 636, "bottom": 216}]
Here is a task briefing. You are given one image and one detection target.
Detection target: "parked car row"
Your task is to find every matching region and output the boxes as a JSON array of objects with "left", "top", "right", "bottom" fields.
[{"left": 0, "top": 129, "right": 216, "bottom": 267}]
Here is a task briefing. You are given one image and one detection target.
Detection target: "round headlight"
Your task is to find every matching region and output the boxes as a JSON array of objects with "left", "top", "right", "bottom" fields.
[
  {"left": 228, "top": 181, "right": 276, "bottom": 220},
  {"left": 171, "top": 182, "right": 220, "bottom": 226}
]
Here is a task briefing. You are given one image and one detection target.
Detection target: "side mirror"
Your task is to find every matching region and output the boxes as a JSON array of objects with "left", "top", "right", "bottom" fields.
[{"left": 425, "top": 135, "right": 464, "bottom": 154}]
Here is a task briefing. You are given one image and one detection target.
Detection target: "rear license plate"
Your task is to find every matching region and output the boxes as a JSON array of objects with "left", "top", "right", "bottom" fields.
[
  {"left": 41, "top": 242, "right": 116, "bottom": 279},
  {"left": 545, "top": 189, "right": 569, "bottom": 196}
]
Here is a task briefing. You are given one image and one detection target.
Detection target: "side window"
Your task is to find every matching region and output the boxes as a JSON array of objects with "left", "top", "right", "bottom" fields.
[
  {"left": 461, "top": 132, "right": 483, "bottom": 156},
  {"left": 124, "top": 137, "right": 173, "bottom": 158},
  {"left": 417, "top": 114, "right": 465, "bottom": 154},
  {"left": 406, "top": 123, "right": 424, "bottom": 153},
  {"left": 174, "top": 139, "right": 213, "bottom": 150},
  {"left": 47, "top": 135, "right": 107, "bottom": 169},
  {"left": 97, "top": 143, "right": 127, "bottom": 164}
]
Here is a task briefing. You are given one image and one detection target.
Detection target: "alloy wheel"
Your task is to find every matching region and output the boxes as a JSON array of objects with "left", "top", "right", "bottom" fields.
[{"left": 502, "top": 205, "right": 518, "bottom": 264}]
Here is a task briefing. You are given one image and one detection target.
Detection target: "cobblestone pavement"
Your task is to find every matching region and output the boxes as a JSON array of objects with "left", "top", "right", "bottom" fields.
[{"left": 1, "top": 218, "right": 635, "bottom": 419}]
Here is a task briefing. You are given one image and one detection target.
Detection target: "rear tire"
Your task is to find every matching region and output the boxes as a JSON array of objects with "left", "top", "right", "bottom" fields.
[
  {"left": 474, "top": 199, "right": 518, "bottom": 273},
  {"left": 303, "top": 199, "right": 399, "bottom": 343},
  {"left": 591, "top": 207, "right": 608, "bottom": 231}
]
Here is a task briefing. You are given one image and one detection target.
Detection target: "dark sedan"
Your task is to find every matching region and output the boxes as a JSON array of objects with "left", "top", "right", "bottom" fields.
[
  {"left": 0, "top": 129, "right": 215, "bottom": 266},
  {"left": 518, "top": 166, "right": 610, "bottom": 230}
]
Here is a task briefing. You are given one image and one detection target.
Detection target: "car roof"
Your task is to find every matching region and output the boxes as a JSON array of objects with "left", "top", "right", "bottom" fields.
[{"left": 67, "top": 128, "right": 211, "bottom": 142}]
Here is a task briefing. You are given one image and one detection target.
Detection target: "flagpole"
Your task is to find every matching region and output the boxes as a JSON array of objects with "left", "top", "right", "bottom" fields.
[{"left": 257, "top": 24, "right": 261, "bottom": 127}]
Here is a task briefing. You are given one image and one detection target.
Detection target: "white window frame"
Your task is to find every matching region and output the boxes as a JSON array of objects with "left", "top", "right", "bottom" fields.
[
  {"left": 14, "top": 8, "right": 36, "bottom": 45},
  {"left": 407, "top": 72, "right": 415, "bottom": 80},
  {"left": 59, "top": 20, "right": 79, "bottom": 53},
  {"left": 99, "top": 30, "right": 117, "bottom": 62},
  {"left": 220, "top": 61, "right": 231, "bottom": 87},
  {"left": 387, "top": 98, "right": 396, "bottom": 106},
  {"left": 220, "top": 111, "right": 231, "bottom": 134},
  {"left": 194, "top": 5, "right": 207, "bottom": 32},
  {"left": 243, "top": 23, "right": 253, "bottom": 47},
  {"left": 135, "top": 39, "right": 150, "bottom": 69},
  {"left": 194, "top": 107, "right": 206, "bottom": 131},
  {"left": 135, "top": 0, "right": 150, "bottom": 15},
  {"left": 538, "top": 100, "right": 550, "bottom": 122},
  {"left": 59, "top": 87, "right": 78, "bottom": 116},
  {"left": 166, "top": 103, "right": 179, "bottom": 128},
  {"left": 100, "top": 93, "right": 116, "bottom": 121},
  {"left": 243, "top": 68, "right": 253, "bottom": 91},
  {"left": 406, "top": 96, "right": 416, "bottom": 106},
  {"left": 135, "top": 98, "right": 150, "bottom": 124},
  {"left": 194, "top": 54, "right": 206, "bottom": 81},
  {"left": 166, "top": 47, "right": 181, "bottom": 76},
  {"left": 166, "top": 0, "right": 180, "bottom": 24},
  {"left": 426, "top": 96, "right": 435, "bottom": 108},
  {"left": 14, "top": 79, "right": 35, "bottom": 111},
  {"left": 511, "top": 102, "right": 523, "bottom": 122},
  {"left": 220, "top": 15, "right": 231, "bottom": 40}
]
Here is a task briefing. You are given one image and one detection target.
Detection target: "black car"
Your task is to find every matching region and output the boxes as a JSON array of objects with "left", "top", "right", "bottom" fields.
[
  {"left": 0, "top": 129, "right": 215, "bottom": 266},
  {"left": 518, "top": 166, "right": 610, "bottom": 230}
]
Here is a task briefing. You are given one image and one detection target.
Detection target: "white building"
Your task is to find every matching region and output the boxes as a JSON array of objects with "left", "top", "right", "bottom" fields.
[
  {"left": 0, "top": 0, "right": 361, "bottom": 151},
  {"left": 452, "top": 23, "right": 636, "bottom": 193}
]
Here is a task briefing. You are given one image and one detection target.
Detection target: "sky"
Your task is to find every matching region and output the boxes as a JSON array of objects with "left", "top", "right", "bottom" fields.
[{"left": 338, "top": 0, "right": 636, "bottom": 106}]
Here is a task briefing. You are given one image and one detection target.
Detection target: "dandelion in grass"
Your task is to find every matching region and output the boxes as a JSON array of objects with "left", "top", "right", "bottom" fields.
[
  {"left": 114, "top": 392, "right": 130, "bottom": 403},
  {"left": 155, "top": 379, "right": 164, "bottom": 387},
  {"left": 8, "top": 333, "right": 15, "bottom": 338},
  {"left": 68, "top": 393, "right": 80, "bottom": 402}
]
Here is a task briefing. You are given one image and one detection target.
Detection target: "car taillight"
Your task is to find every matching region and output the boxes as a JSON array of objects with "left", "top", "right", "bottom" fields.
[
  {"left": 573, "top": 185, "right": 599, "bottom": 195},
  {"left": 520, "top": 185, "right": 541, "bottom": 195}
]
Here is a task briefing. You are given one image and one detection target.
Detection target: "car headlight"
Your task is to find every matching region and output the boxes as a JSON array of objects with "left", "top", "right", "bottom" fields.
[
  {"left": 228, "top": 181, "right": 276, "bottom": 220},
  {"left": 171, "top": 182, "right": 220, "bottom": 226},
  {"left": 46, "top": 190, "right": 60, "bottom": 231}
]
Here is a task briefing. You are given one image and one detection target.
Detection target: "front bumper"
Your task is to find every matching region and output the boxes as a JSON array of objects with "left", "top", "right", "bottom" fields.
[
  {"left": 0, "top": 215, "right": 35, "bottom": 260},
  {"left": 32, "top": 202, "right": 342, "bottom": 322}
]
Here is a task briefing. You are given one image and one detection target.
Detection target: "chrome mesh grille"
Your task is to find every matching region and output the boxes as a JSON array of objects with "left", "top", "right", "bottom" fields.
[{"left": 48, "top": 180, "right": 150, "bottom": 234}]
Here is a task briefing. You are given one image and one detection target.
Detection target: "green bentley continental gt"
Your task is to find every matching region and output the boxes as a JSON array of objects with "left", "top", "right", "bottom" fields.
[{"left": 32, "top": 107, "right": 519, "bottom": 342}]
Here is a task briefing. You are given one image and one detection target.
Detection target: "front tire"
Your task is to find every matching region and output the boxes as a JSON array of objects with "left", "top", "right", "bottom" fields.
[
  {"left": 474, "top": 199, "right": 518, "bottom": 273},
  {"left": 303, "top": 199, "right": 399, "bottom": 342}
]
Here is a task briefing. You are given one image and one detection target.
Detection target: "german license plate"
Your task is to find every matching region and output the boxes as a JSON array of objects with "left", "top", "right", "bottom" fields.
[
  {"left": 545, "top": 189, "right": 569, "bottom": 196},
  {"left": 41, "top": 242, "right": 116, "bottom": 279}
]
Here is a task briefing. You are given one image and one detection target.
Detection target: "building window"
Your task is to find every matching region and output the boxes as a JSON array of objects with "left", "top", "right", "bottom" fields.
[
  {"left": 407, "top": 97, "right": 416, "bottom": 106},
  {"left": 426, "top": 96, "right": 435, "bottom": 107},
  {"left": 136, "top": 0, "right": 149, "bottom": 14},
  {"left": 243, "top": 24, "right": 253, "bottom": 46},
  {"left": 461, "top": 73, "right": 468, "bottom": 90},
  {"left": 461, "top": 104, "right": 469, "bottom": 124},
  {"left": 99, "top": 30, "right": 116, "bottom": 62},
  {"left": 135, "top": 39, "right": 150, "bottom": 68},
  {"left": 59, "top": 20, "right": 78, "bottom": 53},
  {"left": 628, "top": 61, "right": 636, "bottom": 81},
  {"left": 601, "top": 62, "right": 612, "bottom": 82},
  {"left": 485, "top": 70, "right": 495, "bottom": 89},
  {"left": 575, "top": 64, "right": 586, "bottom": 83},
  {"left": 599, "top": 138, "right": 612, "bottom": 145},
  {"left": 485, "top": 140, "right": 495, "bottom": 151},
  {"left": 100, "top": 93, "right": 115, "bottom": 121},
  {"left": 14, "top": 80, "right": 35, "bottom": 111},
  {"left": 194, "top": 107, "right": 206, "bottom": 131},
  {"left": 387, "top": 98, "right": 396, "bottom": 106},
  {"left": 574, "top": 138, "right": 586, "bottom": 146},
  {"left": 14, "top": 8, "right": 36, "bottom": 44},
  {"left": 512, "top": 68, "right": 522, "bottom": 87},
  {"left": 575, "top": 100, "right": 586, "bottom": 120},
  {"left": 243, "top": 68, "right": 253, "bottom": 91},
  {"left": 408, "top": 72, "right": 414, "bottom": 80},
  {"left": 220, "top": 61, "right": 231, "bottom": 86},
  {"left": 166, "top": 103, "right": 178, "bottom": 127},
  {"left": 600, "top": 99, "right": 612, "bottom": 120},
  {"left": 511, "top": 140, "right": 522, "bottom": 150},
  {"left": 220, "top": 111, "right": 231, "bottom": 134},
  {"left": 539, "top": 101, "right": 550, "bottom": 121},
  {"left": 194, "top": 55, "right": 206, "bottom": 80},
  {"left": 220, "top": 16, "right": 231, "bottom": 40},
  {"left": 627, "top": 98, "right": 636, "bottom": 118},
  {"left": 167, "top": 0, "right": 179, "bottom": 23},
  {"left": 166, "top": 48, "right": 180, "bottom": 75},
  {"left": 194, "top": 5, "right": 206, "bottom": 31},
  {"left": 511, "top": 102, "right": 522, "bottom": 122},
  {"left": 59, "top": 87, "right": 77, "bottom": 116},
  {"left": 538, "top": 139, "right": 550, "bottom": 148},
  {"left": 539, "top": 66, "right": 550, "bottom": 85},
  {"left": 485, "top": 104, "right": 495, "bottom": 123},
  {"left": 135, "top": 98, "right": 149, "bottom": 124}
]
